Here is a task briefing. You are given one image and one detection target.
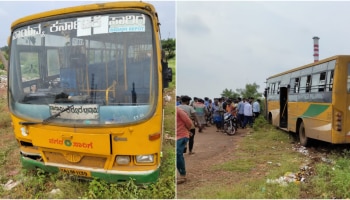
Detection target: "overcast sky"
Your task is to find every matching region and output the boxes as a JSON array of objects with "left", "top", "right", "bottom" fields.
[
  {"left": 0, "top": 0, "right": 175, "bottom": 47},
  {"left": 176, "top": 1, "right": 350, "bottom": 100}
]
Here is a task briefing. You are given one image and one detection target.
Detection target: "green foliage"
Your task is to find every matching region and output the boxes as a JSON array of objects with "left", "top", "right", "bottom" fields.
[
  {"left": 252, "top": 115, "right": 269, "bottom": 131},
  {"left": 221, "top": 88, "right": 240, "bottom": 99},
  {"left": 310, "top": 155, "right": 350, "bottom": 198},
  {"left": 82, "top": 175, "right": 175, "bottom": 199},
  {"left": 161, "top": 38, "right": 175, "bottom": 60},
  {"left": 221, "top": 82, "right": 262, "bottom": 100},
  {"left": 236, "top": 82, "right": 262, "bottom": 99}
]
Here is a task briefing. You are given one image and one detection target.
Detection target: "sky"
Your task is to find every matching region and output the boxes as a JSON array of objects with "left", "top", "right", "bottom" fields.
[
  {"left": 176, "top": 1, "right": 350, "bottom": 100},
  {"left": 0, "top": 0, "right": 175, "bottom": 47}
]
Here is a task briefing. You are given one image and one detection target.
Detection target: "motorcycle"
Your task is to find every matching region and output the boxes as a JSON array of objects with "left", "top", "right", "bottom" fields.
[{"left": 223, "top": 112, "right": 238, "bottom": 136}]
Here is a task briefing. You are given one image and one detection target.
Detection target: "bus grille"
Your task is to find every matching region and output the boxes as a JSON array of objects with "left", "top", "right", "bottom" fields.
[{"left": 43, "top": 151, "right": 106, "bottom": 168}]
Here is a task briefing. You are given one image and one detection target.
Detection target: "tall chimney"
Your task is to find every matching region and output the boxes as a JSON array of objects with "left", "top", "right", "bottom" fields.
[{"left": 313, "top": 36, "right": 320, "bottom": 62}]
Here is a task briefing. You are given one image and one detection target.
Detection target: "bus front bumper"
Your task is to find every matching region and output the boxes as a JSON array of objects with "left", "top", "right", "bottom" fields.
[{"left": 20, "top": 155, "right": 160, "bottom": 184}]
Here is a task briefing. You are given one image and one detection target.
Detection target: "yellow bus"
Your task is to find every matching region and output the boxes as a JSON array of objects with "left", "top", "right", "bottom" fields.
[
  {"left": 8, "top": 1, "right": 172, "bottom": 183},
  {"left": 265, "top": 55, "right": 350, "bottom": 146}
]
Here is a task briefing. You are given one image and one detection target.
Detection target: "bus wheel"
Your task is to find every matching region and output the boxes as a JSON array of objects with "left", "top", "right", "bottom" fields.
[{"left": 299, "top": 122, "right": 309, "bottom": 146}]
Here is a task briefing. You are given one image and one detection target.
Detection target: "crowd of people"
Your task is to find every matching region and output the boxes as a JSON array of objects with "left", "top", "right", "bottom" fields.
[{"left": 175, "top": 95, "right": 262, "bottom": 184}]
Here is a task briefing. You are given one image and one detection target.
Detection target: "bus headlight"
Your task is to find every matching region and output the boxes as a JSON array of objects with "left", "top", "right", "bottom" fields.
[
  {"left": 116, "top": 155, "right": 130, "bottom": 165},
  {"left": 21, "top": 126, "right": 28, "bottom": 136},
  {"left": 136, "top": 154, "right": 154, "bottom": 163}
]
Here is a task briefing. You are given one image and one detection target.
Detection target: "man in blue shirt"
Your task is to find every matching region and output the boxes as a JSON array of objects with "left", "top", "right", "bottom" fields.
[{"left": 237, "top": 97, "right": 245, "bottom": 128}]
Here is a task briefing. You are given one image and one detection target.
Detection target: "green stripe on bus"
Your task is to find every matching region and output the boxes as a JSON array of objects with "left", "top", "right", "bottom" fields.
[
  {"left": 20, "top": 156, "right": 159, "bottom": 184},
  {"left": 300, "top": 104, "right": 329, "bottom": 118}
]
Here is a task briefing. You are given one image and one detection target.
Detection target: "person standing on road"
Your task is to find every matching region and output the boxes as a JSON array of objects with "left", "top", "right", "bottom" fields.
[
  {"left": 178, "top": 95, "right": 199, "bottom": 155},
  {"left": 206, "top": 99, "right": 213, "bottom": 126},
  {"left": 193, "top": 98, "right": 208, "bottom": 132},
  {"left": 176, "top": 107, "right": 193, "bottom": 184},
  {"left": 237, "top": 97, "right": 244, "bottom": 128},
  {"left": 242, "top": 98, "right": 253, "bottom": 128},
  {"left": 212, "top": 98, "right": 224, "bottom": 132},
  {"left": 252, "top": 98, "right": 261, "bottom": 122}
]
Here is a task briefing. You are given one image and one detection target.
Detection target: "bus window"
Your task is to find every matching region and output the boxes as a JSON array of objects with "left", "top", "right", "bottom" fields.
[
  {"left": 19, "top": 52, "right": 39, "bottom": 93},
  {"left": 276, "top": 82, "right": 280, "bottom": 94},
  {"left": 306, "top": 75, "right": 311, "bottom": 93},
  {"left": 294, "top": 77, "right": 300, "bottom": 93},
  {"left": 47, "top": 49, "right": 60, "bottom": 76},
  {"left": 327, "top": 70, "right": 334, "bottom": 92},
  {"left": 311, "top": 74, "right": 319, "bottom": 93},
  {"left": 318, "top": 72, "right": 326, "bottom": 92},
  {"left": 311, "top": 73, "right": 326, "bottom": 93},
  {"left": 271, "top": 83, "right": 275, "bottom": 94},
  {"left": 299, "top": 76, "right": 307, "bottom": 93}
]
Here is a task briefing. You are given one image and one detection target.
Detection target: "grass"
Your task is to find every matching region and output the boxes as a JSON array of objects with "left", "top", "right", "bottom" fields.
[
  {"left": 0, "top": 57, "right": 176, "bottom": 198},
  {"left": 182, "top": 115, "right": 350, "bottom": 199}
]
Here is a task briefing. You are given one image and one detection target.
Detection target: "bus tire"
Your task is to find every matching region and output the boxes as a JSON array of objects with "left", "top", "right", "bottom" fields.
[{"left": 299, "top": 121, "right": 309, "bottom": 147}]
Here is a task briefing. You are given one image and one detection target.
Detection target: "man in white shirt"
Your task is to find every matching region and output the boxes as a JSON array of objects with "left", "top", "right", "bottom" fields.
[
  {"left": 243, "top": 98, "right": 253, "bottom": 128},
  {"left": 252, "top": 98, "right": 261, "bottom": 122}
]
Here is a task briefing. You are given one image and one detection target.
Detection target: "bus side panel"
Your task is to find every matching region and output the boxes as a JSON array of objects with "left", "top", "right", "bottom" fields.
[
  {"left": 287, "top": 101, "right": 298, "bottom": 133},
  {"left": 331, "top": 57, "right": 350, "bottom": 143},
  {"left": 298, "top": 103, "right": 332, "bottom": 142},
  {"left": 267, "top": 100, "right": 280, "bottom": 126},
  {"left": 346, "top": 93, "right": 350, "bottom": 143},
  {"left": 110, "top": 117, "right": 162, "bottom": 156}
]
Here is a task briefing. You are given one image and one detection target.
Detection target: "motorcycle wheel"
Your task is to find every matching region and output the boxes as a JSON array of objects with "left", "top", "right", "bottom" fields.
[{"left": 225, "top": 124, "right": 236, "bottom": 136}]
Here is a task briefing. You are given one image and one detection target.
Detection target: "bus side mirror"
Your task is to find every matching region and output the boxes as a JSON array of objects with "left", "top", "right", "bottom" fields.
[
  {"left": 162, "top": 60, "right": 172, "bottom": 88},
  {"left": 264, "top": 88, "right": 269, "bottom": 97}
]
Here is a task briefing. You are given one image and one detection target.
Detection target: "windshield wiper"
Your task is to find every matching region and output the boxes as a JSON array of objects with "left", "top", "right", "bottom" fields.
[
  {"left": 43, "top": 105, "right": 74, "bottom": 124},
  {"left": 19, "top": 105, "right": 74, "bottom": 125}
]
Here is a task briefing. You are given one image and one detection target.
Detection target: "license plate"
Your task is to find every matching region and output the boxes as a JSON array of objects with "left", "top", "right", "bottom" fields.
[{"left": 59, "top": 167, "right": 91, "bottom": 177}]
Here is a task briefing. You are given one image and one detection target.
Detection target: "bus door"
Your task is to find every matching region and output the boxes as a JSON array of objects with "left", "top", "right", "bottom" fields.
[{"left": 279, "top": 86, "right": 288, "bottom": 128}]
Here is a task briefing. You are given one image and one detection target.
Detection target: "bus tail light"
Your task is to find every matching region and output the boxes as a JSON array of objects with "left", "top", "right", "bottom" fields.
[
  {"left": 116, "top": 156, "right": 130, "bottom": 165},
  {"left": 335, "top": 112, "right": 342, "bottom": 131},
  {"left": 136, "top": 154, "right": 154, "bottom": 163}
]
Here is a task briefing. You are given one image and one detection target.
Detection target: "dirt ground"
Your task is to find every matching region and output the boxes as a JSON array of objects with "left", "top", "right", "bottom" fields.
[
  {"left": 176, "top": 124, "right": 250, "bottom": 197},
  {"left": 175, "top": 121, "right": 347, "bottom": 199}
]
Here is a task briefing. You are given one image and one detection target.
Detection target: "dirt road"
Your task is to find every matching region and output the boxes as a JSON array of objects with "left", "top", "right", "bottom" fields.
[{"left": 176, "top": 125, "right": 250, "bottom": 198}]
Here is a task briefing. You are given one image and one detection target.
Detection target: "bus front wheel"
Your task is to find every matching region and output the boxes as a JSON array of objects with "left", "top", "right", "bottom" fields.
[{"left": 299, "top": 122, "right": 309, "bottom": 147}]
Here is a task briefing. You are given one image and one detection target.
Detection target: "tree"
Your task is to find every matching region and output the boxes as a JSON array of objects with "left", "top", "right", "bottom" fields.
[
  {"left": 161, "top": 38, "right": 175, "bottom": 60},
  {"left": 220, "top": 88, "right": 240, "bottom": 99},
  {"left": 236, "top": 82, "right": 262, "bottom": 99},
  {"left": 221, "top": 82, "right": 262, "bottom": 100}
]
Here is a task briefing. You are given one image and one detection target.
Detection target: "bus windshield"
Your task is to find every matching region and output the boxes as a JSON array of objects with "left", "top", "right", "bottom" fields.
[{"left": 9, "top": 12, "right": 158, "bottom": 125}]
